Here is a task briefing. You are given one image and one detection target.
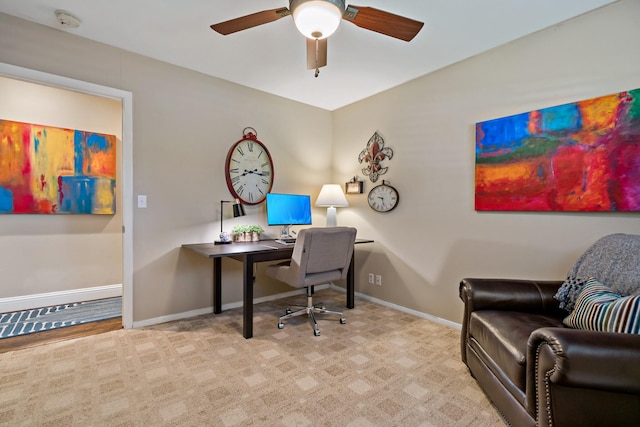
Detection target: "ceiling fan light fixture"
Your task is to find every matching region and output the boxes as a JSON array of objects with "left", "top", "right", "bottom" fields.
[{"left": 291, "top": 0, "right": 345, "bottom": 39}]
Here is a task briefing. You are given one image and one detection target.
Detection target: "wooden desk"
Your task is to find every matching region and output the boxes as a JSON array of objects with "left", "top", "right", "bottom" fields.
[{"left": 182, "top": 239, "right": 373, "bottom": 338}]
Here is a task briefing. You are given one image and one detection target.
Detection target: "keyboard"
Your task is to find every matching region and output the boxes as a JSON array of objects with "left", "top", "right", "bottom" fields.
[{"left": 276, "top": 238, "right": 296, "bottom": 244}]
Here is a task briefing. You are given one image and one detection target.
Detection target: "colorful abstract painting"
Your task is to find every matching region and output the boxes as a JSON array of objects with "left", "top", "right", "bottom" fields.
[
  {"left": 475, "top": 89, "right": 640, "bottom": 211},
  {"left": 0, "top": 119, "right": 116, "bottom": 214}
]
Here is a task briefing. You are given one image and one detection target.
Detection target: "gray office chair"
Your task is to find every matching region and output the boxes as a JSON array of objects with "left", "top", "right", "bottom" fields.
[{"left": 266, "top": 226, "right": 357, "bottom": 336}]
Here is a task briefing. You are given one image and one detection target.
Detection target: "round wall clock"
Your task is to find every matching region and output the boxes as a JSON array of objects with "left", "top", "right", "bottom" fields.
[
  {"left": 225, "top": 128, "right": 274, "bottom": 205},
  {"left": 367, "top": 180, "right": 399, "bottom": 212}
]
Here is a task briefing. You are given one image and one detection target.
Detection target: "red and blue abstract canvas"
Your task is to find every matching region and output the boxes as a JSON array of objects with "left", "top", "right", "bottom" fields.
[
  {"left": 475, "top": 89, "right": 640, "bottom": 211},
  {"left": 0, "top": 119, "right": 116, "bottom": 214}
]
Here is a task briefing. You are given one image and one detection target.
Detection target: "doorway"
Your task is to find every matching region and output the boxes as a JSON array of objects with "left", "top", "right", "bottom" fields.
[{"left": 0, "top": 63, "right": 133, "bottom": 329}]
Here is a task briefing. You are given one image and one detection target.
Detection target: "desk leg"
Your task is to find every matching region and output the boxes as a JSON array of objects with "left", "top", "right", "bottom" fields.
[
  {"left": 213, "top": 258, "right": 222, "bottom": 314},
  {"left": 347, "top": 252, "right": 355, "bottom": 309},
  {"left": 243, "top": 255, "right": 254, "bottom": 339}
]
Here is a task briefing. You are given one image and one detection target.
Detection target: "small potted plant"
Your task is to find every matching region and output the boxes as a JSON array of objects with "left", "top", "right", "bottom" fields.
[
  {"left": 248, "top": 225, "right": 264, "bottom": 241},
  {"left": 232, "top": 225, "right": 249, "bottom": 242},
  {"left": 232, "top": 225, "right": 264, "bottom": 242}
]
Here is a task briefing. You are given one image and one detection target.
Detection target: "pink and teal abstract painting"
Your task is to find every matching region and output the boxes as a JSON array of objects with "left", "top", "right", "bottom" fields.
[
  {"left": 475, "top": 89, "right": 640, "bottom": 211},
  {"left": 0, "top": 119, "right": 116, "bottom": 214}
]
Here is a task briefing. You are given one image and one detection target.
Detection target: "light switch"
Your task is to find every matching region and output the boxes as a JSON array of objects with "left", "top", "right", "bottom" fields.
[{"left": 137, "top": 195, "right": 147, "bottom": 208}]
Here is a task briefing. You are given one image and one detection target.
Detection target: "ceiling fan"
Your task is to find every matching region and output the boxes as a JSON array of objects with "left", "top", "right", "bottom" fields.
[{"left": 210, "top": 0, "right": 424, "bottom": 77}]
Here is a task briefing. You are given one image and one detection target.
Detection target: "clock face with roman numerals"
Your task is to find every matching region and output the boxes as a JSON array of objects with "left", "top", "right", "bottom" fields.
[
  {"left": 367, "top": 181, "right": 399, "bottom": 212},
  {"left": 225, "top": 135, "right": 274, "bottom": 205}
]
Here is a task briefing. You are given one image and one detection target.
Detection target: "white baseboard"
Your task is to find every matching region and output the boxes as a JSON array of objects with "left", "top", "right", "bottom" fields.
[
  {"left": 132, "top": 307, "right": 214, "bottom": 329},
  {"left": 132, "top": 286, "right": 317, "bottom": 329},
  {"left": 344, "top": 286, "right": 462, "bottom": 330},
  {"left": 131, "top": 283, "right": 461, "bottom": 331},
  {"left": 0, "top": 284, "right": 123, "bottom": 313}
]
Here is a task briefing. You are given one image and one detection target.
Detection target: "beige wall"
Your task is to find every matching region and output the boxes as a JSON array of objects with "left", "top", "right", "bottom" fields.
[
  {"left": 0, "top": 76, "right": 122, "bottom": 298},
  {"left": 123, "top": 55, "right": 333, "bottom": 321},
  {"left": 332, "top": 0, "right": 640, "bottom": 322},
  {"left": 0, "top": 12, "right": 333, "bottom": 322},
  {"left": 1, "top": 0, "right": 639, "bottom": 325}
]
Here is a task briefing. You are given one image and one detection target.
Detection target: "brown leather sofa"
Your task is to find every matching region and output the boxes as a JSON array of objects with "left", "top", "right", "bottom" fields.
[{"left": 459, "top": 278, "right": 640, "bottom": 427}]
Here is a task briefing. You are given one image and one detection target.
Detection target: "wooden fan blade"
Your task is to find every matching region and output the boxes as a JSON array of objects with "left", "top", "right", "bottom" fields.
[
  {"left": 210, "top": 7, "right": 291, "bottom": 35},
  {"left": 343, "top": 5, "right": 424, "bottom": 41},
  {"left": 306, "top": 38, "right": 327, "bottom": 70}
]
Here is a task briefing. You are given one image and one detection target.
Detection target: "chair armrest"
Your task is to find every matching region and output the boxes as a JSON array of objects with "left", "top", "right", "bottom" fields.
[
  {"left": 527, "top": 327, "right": 640, "bottom": 426},
  {"left": 459, "top": 278, "right": 564, "bottom": 365}
]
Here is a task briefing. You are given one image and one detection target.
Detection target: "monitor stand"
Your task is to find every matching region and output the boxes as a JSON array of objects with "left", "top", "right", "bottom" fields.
[
  {"left": 275, "top": 225, "right": 297, "bottom": 244},
  {"left": 279, "top": 225, "right": 292, "bottom": 239}
]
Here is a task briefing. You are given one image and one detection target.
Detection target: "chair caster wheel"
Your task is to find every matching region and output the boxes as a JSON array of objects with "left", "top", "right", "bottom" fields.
[
  {"left": 314, "top": 329, "right": 320, "bottom": 336},
  {"left": 340, "top": 318, "right": 346, "bottom": 324},
  {"left": 278, "top": 322, "right": 284, "bottom": 329},
  {"left": 285, "top": 308, "right": 292, "bottom": 315}
]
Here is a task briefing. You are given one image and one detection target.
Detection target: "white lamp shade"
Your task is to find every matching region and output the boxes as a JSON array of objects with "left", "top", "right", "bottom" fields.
[
  {"left": 292, "top": 0, "right": 344, "bottom": 39},
  {"left": 316, "top": 184, "right": 348, "bottom": 207},
  {"left": 316, "top": 184, "right": 347, "bottom": 227}
]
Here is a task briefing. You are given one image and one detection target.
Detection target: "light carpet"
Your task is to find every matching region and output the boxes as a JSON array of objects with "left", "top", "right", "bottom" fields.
[
  {"left": 0, "top": 289, "right": 503, "bottom": 426},
  {"left": 0, "top": 297, "right": 122, "bottom": 339}
]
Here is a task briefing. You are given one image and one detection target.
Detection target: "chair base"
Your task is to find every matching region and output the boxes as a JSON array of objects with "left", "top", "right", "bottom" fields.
[{"left": 278, "top": 290, "right": 346, "bottom": 336}]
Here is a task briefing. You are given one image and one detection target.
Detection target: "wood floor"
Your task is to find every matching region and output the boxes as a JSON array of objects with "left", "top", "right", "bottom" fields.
[{"left": 0, "top": 317, "right": 123, "bottom": 354}]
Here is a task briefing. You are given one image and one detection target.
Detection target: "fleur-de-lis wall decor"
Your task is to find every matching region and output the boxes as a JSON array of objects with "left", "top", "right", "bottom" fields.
[{"left": 358, "top": 131, "right": 394, "bottom": 182}]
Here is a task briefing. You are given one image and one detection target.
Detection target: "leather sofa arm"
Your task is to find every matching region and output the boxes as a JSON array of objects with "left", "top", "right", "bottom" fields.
[
  {"left": 459, "top": 278, "right": 564, "bottom": 365},
  {"left": 528, "top": 327, "right": 640, "bottom": 392},
  {"left": 527, "top": 327, "right": 640, "bottom": 426},
  {"left": 459, "top": 278, "right": 564, "bottom": 314}
]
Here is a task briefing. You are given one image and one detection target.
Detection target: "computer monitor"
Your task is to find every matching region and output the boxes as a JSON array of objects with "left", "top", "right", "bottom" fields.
[{"left": 266, "top": 193, "right": 312, "bottom": 238}]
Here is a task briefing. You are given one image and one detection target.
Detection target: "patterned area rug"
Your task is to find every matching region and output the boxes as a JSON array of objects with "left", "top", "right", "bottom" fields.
[
  {"left": 0, "top": 290, "right": 503, "bottom": 426},
  {"left": 0, "top": 297, "right": 122, "bottom": 339}
]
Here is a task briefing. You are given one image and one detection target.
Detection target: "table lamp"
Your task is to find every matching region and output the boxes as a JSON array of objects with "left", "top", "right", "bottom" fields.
[
  {"left": 315, "top": 184, "right": 348, "bottom": 227},
  {"left": 215, "top": 199, "right": 246, "bottom": 244}
]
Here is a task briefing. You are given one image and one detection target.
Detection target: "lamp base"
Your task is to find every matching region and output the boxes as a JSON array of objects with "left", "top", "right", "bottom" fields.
[
  {"left": 326, "top": 206, "right": 337, "bottom": 227},
  {"left": 216, "top": 231, "right": 232, "bottom": 245}
]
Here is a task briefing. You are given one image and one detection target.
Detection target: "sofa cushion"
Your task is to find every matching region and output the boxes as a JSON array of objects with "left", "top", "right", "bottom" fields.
[
  {"left": 469, "top": 311, "right": 565, "bottom": 392},
  {"left": 563, "top": 279, "right": 640, "bottom": 334},
  {"left": 555, "top": 276, "right": 589, "bottom": 312}
]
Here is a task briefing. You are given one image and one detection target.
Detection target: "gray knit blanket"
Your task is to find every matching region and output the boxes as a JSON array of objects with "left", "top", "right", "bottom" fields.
[{"left": 554, "top": 233, "right": 640, "bottom": 311}]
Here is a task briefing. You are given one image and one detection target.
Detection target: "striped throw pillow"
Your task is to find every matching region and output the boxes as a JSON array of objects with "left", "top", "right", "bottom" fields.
[{"left": 563, "top": 278, "right": 640, "bottom": 334}]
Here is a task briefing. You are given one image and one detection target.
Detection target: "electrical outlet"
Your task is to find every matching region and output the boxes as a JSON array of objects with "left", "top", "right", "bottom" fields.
[
  {"left": 375, "top": 274, "right": 382, "bottom": 286},
  {"left": 368, "top": 273, "right": 375, "bottom": 284}
]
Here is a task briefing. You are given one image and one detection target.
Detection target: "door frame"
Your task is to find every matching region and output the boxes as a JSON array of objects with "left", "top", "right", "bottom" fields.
[{"left": 0, "top": 62, "right": 134, "bottom": 328}]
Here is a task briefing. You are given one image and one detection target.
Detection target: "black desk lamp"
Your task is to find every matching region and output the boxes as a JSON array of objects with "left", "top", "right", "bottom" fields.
[{"left": 215, "top": 199, "right": 245, "bottom": 244}]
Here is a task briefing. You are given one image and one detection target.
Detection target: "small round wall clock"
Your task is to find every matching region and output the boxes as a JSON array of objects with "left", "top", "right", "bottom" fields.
[
  {"left": 225, "top": 128, "right": 274, "bottom": 205},
  {"left": 367, "top": 180, "right": 399, "bottom": 212}
]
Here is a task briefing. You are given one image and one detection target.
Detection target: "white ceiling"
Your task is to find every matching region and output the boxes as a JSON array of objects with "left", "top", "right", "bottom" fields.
[{"left": 0, "top": 0, "right": 617, "bottom": 111}]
